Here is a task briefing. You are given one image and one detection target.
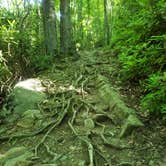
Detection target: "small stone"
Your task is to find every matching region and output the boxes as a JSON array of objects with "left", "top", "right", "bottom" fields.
[{"left": 84, "top": 118, "right": 95, "bottom": 130}]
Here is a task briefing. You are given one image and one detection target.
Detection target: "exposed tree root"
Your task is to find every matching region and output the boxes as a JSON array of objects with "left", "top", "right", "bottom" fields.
[
  {"left": 43, "top": 143, "right": 66, "bottom": 163},
  {"left": 68, "top": 120, "right": 94, "bottom": 166},
  {"left": 35, "top": 99, "right": 71, "bottom": 156},
  {"left": 117, "top": 162, "right": 133, "bottom": 166},
  {"left": 100, "top": 134, "right": 130, "bottom": 150},
  {"left": 0, "top": 121, "right": 56, "bottom": 141},
  {"left": 94, "top": 146, "right": 111, "bottom": 166},
  {"left": 70, "top": 104, "right": 78, "bottom": 125},
  {"left": 0, "top": 98, "right": 70, "bottom": 145}
]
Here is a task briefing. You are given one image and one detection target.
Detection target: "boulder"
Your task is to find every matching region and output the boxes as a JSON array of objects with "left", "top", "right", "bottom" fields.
[
  {"left": 95, "top": 75, "right": 144, "bottom": 137},
  {"left": 12, "top": 79, "right": 46, "bottom": 114}
]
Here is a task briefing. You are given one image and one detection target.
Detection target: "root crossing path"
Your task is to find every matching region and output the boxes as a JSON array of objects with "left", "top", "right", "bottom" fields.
[{"left": 0, "top": 50, "right": 166, "bottom": 166}]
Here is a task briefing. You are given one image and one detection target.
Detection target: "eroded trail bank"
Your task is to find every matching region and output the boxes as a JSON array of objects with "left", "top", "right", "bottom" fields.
[{"left": 0, "top": 50, "right": 166, "bottom": 166}]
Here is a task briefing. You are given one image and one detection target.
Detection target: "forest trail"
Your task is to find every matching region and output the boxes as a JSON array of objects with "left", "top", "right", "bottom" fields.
[{"left": 0, "top": 50, "right": 166, "bottom": 166}]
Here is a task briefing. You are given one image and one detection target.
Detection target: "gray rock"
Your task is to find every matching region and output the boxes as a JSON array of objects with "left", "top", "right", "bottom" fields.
[
  {"left": 84, "top": 118, "right": 95, "bottom": 130},
  {"left": 12, "top": 79, "right": 46, "bottom": 114}
]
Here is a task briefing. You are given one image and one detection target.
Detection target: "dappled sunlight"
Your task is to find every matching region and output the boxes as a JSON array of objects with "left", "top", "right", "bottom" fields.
[{"left": 14, "top": 79, "right": 45, "bottom": 92}]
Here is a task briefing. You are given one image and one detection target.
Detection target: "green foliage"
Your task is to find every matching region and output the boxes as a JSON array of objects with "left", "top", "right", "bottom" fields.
[
  {"left": 0, "top": 51, "right": 11, "bottom": 82},
  {"left": 0, "top": 3, "right": 46, "bottom": 75},
  {"left": 30, "top": 54, "right": 54, "bottom": 72},
  {"left": 112, "top": 0, "right": 166, "bottom": 118},
  {"left": 141, "top": 72, "right": 166, "bottom": 119},
  {"left": 0, "top": 50, "right": 12, "bottom": 98}
]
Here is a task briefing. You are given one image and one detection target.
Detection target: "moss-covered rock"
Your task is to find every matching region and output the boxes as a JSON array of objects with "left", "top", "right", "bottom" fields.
[
  {"left": 12, "top": 79, "right": 46, "bottom": 114},
  {"left": 84, "top": 118, "right": 95, "bottom": 130},
  {"left": 17, "top": 109, "right": 42, "bottom": 128},
  {"left": 96, "top": 75, "right": 143, "bottom": 137}
]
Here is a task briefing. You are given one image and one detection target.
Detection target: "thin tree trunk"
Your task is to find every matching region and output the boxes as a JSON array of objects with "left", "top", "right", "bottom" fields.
[
  {"left": 110, "top": 0, "right": 113, "bottom": 40},
  {"left": 87, "top": 0, "right": 90, "bottom": 20},
  {"left": 104, "top": 0, "right": 110, "bottom": 45},
  {"left": 42, "top": 0, "right": 57, "bottom": 55},
  {"left": 96, "top": 0, "right": 102, "bottom": 41},
  {"left": 77, "top": 0, "right": 83, "bottom": 45},
  {"left": 86, "top": 0, "right": 91, "bottom": 48},
  {"left": 60, "top": 0, "right": 73, "bottom": 55},
  {"left": 35, "top": 0, "right": 42, "bottom": 38}
]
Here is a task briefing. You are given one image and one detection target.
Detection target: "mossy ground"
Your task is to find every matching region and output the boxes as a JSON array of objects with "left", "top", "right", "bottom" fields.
[{"left": 0, "top": 50, "right": 166, "bottom": 166}]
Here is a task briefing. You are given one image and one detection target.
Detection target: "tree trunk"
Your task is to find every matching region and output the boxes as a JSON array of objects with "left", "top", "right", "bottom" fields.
[
  {"left": 110, "top": 0, "right": 113, "bottom": 40},
  {"left": 96, "top": 0, "right": 102, "bottom": 42},
  {"left": 87, "top": 0, "right": 90, "bottom": 20},
  {"left": 42, "top": 0, "right": 57, "bottom": 55},
  {"left": 77, "top": 0, "right": 83, "bottom": 47},
  {"left": 104, "top": 0, "right": 110, "bottom": 45},
  {"left": 60, "top": 0, "right": 73, "bottom": 55},
  {"left": 86, "top": 0, "right": 91, "bottom": 48}
]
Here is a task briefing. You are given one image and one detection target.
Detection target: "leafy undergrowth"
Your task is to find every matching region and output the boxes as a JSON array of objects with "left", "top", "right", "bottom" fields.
[{"left": 0, "top": 50, "right": 166, "bottom": 166}]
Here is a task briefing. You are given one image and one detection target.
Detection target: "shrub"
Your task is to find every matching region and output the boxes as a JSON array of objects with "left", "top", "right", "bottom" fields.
[
  {"left": 141, "top": 72, "right": 166, "bottom": 119},
  {"left": 112, "top": 0, "right": 166, "bottom": 119},
  {"left": 0, "top": 50, "right": 12, "bottom": 97}
]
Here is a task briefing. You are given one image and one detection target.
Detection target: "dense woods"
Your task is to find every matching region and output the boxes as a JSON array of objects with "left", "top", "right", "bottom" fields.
[
  {"left": 0, "top": 0, "right": 165, "bottom": 119},
  {"left": 0, "top": 0, "right": 166, "bottom": 165}
]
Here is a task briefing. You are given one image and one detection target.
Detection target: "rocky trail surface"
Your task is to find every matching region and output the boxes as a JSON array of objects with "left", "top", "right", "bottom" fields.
[{"left": 0, "top": 50, "right": 166, "bottom": 166}]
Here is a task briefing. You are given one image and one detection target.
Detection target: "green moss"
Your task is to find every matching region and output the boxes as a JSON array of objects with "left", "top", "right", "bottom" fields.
[{"left": 12, "top": 81, "right": 46, "bottom": 114}]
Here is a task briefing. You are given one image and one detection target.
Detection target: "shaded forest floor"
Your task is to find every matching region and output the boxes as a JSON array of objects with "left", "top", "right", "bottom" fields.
[{"left": 0, "top": 50, "right": 166, "bottom": 166}]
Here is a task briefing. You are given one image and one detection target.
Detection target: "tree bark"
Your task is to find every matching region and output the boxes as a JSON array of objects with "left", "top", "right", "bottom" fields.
[
  {"left": 104, "top": 0, "right": 110, "bottom": 45},
  {"left": 77, "top": 0, "right": 83, "bottom": 46},
  {"left": 42, "top": 0, "right": 57, "bottom": 55},
  {"left": 60, "top": 0, "right": 73, "bottom": 55},
  {"left": 110, "top": 0, "right": 113, "bottom": 40},
  {"left": 87, "top": 0, "right": 90, "bottom": 20},
  {"left": 86, "top": 0, "right": 91, "bottom": 47}
]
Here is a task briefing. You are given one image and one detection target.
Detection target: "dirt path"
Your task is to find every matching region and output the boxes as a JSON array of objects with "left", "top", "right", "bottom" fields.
[{"left": 0, "top": 50, "right": 166, "bottom": 166}]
